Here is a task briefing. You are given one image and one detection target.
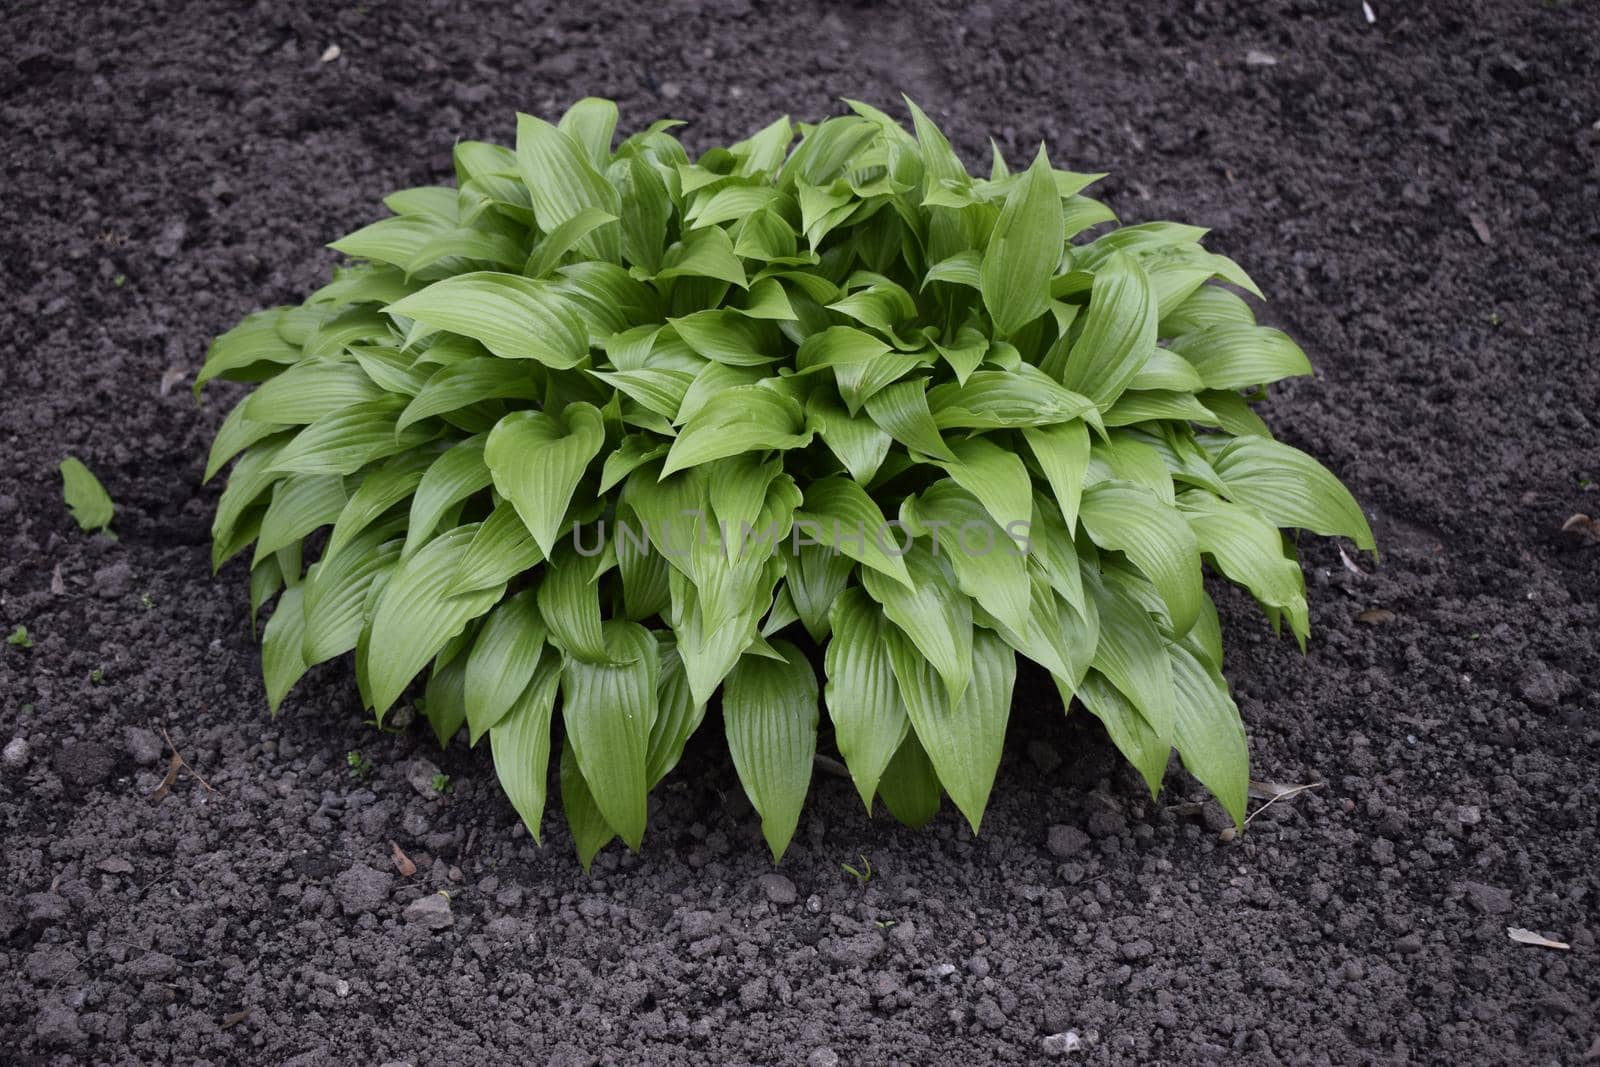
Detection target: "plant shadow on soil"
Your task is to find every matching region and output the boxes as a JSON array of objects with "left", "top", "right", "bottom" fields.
[{"left": 1, "top": 0, "right": 1598, "bottom": 1063}]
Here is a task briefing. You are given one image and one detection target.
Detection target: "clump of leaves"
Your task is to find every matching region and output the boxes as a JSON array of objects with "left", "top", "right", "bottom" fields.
[
  {"left": 199, "top": 99, "right": 1373, "bottom": 868},
  {"left": 6, "top": 625, "right": 32, "bottom": 649},
  {"left": 61, "top": 457, "right": 116, "bottom": 535}
]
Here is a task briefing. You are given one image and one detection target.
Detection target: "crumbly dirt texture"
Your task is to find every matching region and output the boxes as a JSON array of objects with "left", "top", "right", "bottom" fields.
[{"left": 2, "top": 1, "right": 1597, "bottom": 1063}]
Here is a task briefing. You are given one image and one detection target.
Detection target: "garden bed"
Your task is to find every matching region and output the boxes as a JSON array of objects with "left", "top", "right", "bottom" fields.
[{"left": 1, "top": 0, "right": 1596, "bottom": 1062}]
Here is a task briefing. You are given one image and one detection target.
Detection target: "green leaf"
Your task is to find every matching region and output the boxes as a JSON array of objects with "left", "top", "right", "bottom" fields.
[
  {"left": 793, "top": 476, "right": 913, "bottom": 590},
  {"left": 900, "top": 481, "right": 1031, "bottom": 636},
  {"left": 557, "top": 97, "right": 619, "bottom": 170},
  {"left": 260, "top": 584, "right": 309, "bottom": 713},
  {"left": 980, "top": 148, "right": 1064, "bottom": 336},
  {"left": 59, "top": 457, "right": 115, "bottom": 534},
  {"left": 1169, "top": 641, "right": 1248, "bottom": 825},
  {"left": 1079, "top": 482, "right": 1204, "bottom": 636},
  {"left": 875, "top": 730, "right": 942, "bottom": 829},
  {"left": 823, "top": 589, "right": 911, "bottom": 811},
  {"left": 1023, "top": 420, "right": 1090, "bottom": 532},
  {"left": 538, "top": 547, "right": 610, "bottom": 663},
  {"left": 322, "top": 451, "right": 430, "bottom": 564},
  {"left": 490, "top": 655, "right": 563, "bottom": 843},
  {"left": 560, "top": 738, "right": 616, "bottom": 872},
  {"left": 805, "top": 390, "right": 893, "bottom": 484},
  {"left": 1207, "top": 436, "right": 1376, "bottom": 553},
  {"left": 655, "top": 226, "right": 748, "bottom": 289},
  {"left": 561, "top": 620, "right": 659, "bottom": 850},
  {"left": 860, "top": 542, "right": 972, "bottom": 705},
  {"left": 447, "top": 498, "right": 544, "bottom": 594},
  {"left": 386, "top": 273, "right": 588, "bottom": 369},
  {"left": 1180, "top": 493, "right": 1309, "bottom": 645},
  {"left": 1075, "top": 670, "right": 1169, "bottom": 797},
  {"left": 244, "top": 361, "right": 385, "bottom": 425},
  {"left": 516, "top": 112, "right": 622, "bottom": 262},
  {"left": 884, "top": 625, "right": 1015, "bottom": 834},
  {"left": 660, "top": 385, "right": 809, "bottom": 477},
  {"left": 668, "top": 310, "right": 782, "bottom": 366},
  {"left": 302, "top": 526, "right": 400, "bottom": 665},
  {"left": 644, "top": 636, "right": 707, "bottom": 787},
  {"left": 524, "top": 207, "right": 620, "bottom": 279},
  {"left": 784, "top": 541, "right": 853, "bottom": 642},
  {"left": 465, "top": 588, "right": 548, "bottom": 743},
  {"left": 364, "top": 525, "right": 505, "bottom": 718},
  {"left": 1060, "top": 250, "right": 1157, "bottom": 409},
  {"left": 1168, "top": 324, "right": 1314, "bottom": 389},
  {"left": 398, "top": 359, "right": 540, "bottom": 431},
  {"left": 927, "top": 367, "right": 1098, "bottom": 429},
  {"left": 196, "top": 308, "right": 304, "bottom": 393},
  {"left": 271, "top": 398, "right": 424, "bottom": 477},
  {"left": 255, "top": 473, "right": 346, "bottom": 560},
  {"left": 723, "top": 640, "right": 819, "bottom": 861},
  {"left": 863, "top": 380, "right": 955, "bottom": 461},
  {"left": 1087, "top": 573, "right": 1177, "bottom": 744},
  {"left": 484, "top": 402, "right": 606, "bottom": 558},
  {"left": 402, "top": 437, "right": 492, "bottom": 558},
  {"left": 930, "top": 436, "right": 1034, "bottom": 536}
]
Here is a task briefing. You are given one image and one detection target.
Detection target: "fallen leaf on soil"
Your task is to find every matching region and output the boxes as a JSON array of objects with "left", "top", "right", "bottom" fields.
[
  {"left": 1561, "top": 513, "right": 1600, "bottom": 545},
  {"left": 1468, "top": 212, "right": 1492, "bottom": 245},
  {"left": 320, "top": 44, "right": 341, "bottom": 63},
  {"left": 1338, "top": 545, "right": 1369, "bottom": 577},
  {"left": 1244, "top": 50, "right": 1278, "bottom": 67},
  {"left": 1226, "top": 780, "right": 1326, "bottom": 838},
  {"left": 1356, "top": 608, "right": 1396, "bottom": 625},
  {"left": 158, "top": 367, "right": 187, "bottom": 396},
  {"left": 221, "top": 1008, "right": 251, "bottom": 1029},
  {"left": 51, "top": 564, "right": 65, "bottom": 595},
  {"left": 390, "top": 841, "right": 417, "bottom": 878},
  {"left": 148, "top": 752, "right": 182, "bottom": 804},
  {"left": 1507, "top": 927, "right": 1569, "bottom": 950},
  {"left": 1362, "top": 1, "right": 1376, "bottom": 24}
]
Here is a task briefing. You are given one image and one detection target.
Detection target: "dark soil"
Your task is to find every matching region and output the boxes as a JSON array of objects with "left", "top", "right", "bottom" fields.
[{"left": 3, "top": 0, "right": 1597, "bottom": 1063}]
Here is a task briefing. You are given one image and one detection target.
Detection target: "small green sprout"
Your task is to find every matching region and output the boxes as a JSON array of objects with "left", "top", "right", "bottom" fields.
[
  {"left": 141, "top": 593, "right": 156, "bottom": 609},
  {"left": 89, "top": 668, "right": 105, "bottom": 685},
  {"left": 347, "top": 750, "right": 374, "bottom": 780},
  {"left": 841, "top": 854, "right": 873, "bottom": 887},
  {"left": 431, "top": 773, "right": 453, "bottom": 794},
  {"left": 1488, "top": 311, "right": 1503, "bottom": 327},
  {"left": 113, "top": 274, "right": 127, "bottom": 287},
  {"left": 6, "top": 625, "right": 32, "bottom": 649}
]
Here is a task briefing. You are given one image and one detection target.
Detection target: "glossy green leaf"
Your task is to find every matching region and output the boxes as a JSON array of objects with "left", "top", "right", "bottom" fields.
[
  {"left": 484, "top": 402, "right": 605, "bottom": 558},
  {"left": 490, "top": 656, "right": 563, "bottom": 842},
  {"left": 824, "top": 589, "right": 912, "bottom": 811},
  {"left": 980, "top": 148, "right": 1063, "bottom": 336},
  {"left": 561, "top": 620, "right": 659, "bottom": 849},
  {"left": 724, "top": 640, "right": 819, "bottom": 861},
  {"left": 60, "top": 457, "right": 115, "bottom": 534}
]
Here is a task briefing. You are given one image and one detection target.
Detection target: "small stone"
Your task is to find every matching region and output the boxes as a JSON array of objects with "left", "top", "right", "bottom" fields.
[
  {"left": 757, "top": 873, "right": 797, "bottom": 905},
  {"left": 1244, "top": 49, "right": 1278, "bottom": 66},
  {"left": 1455, "top": 805, "right": 1482, "bottom": 826},
  {"left": 805, "top": 893, "right": 823, "bottom": 914},
  {"left": 934, "top": 962, "right": 957, "bottom": 978},
  {"left": 333, "top": 864, "right": 394, "bottom": 916},
  {"left": 96, "top": 856, "right": 134, "bottom": 874},
  {"left": 404, "top": 892, "right": 454, "bottom": 930},
  {"left": 404, "top": 758, "right": 443, "bottom": 798},
  {"left": 33, "top": 996, "right": 84, "bottom": 1046},
  {"left": 974, "top": 995, "right": 1007, "bottom": 1029},
  {"left": 1119, "top": 939, "right": 1153, "bottom": 961},
  {"left": 3, "top": 737, "right": 31, "bottom": 768},
  {"left": 1027, "top": 739, "right": 1062, "bottom": 774},
  {"left": 55, "top": 741, "right": 116, "bottom": 788},
  {"left": 807, "top": 1049, "right": 839, "bottom": 1067},
  {"left": 1260, "top": 966, "right": 1293, "bottom": 989},
  {"left": 127, "top": 951, "right": 178, "bottom": 981},
  {"left": 1046, "top": 825, "right": 1090, "bottom": 858},
  {"left": 334, "top": 978, "right": 351, "bottom": 997},
  {"left": 1458, "top": 880, "right": 1512, "bottom": 916},
  {"left": 1042, "top": 1031, "right": 1082, "bottom": 1057},
  {"left": 823, "top": 931, "right": 885, "bottom": 969},
  {"left": 659, "top": 81, "right": 682, "bottom": 100},
  {"left": 122, "top": 726, "right": 162, "bottom": 766},
  {"left": 738, "top": 976, "right": 768, "bottom": 1009}
]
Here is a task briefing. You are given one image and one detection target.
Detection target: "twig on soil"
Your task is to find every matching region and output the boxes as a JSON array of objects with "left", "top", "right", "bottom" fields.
[
  {"left": 148, "top": 726, "right": 216, "bottom": 803},
  {"left": 1242, "top": 781, "right": 1324, "bottom": 829}
]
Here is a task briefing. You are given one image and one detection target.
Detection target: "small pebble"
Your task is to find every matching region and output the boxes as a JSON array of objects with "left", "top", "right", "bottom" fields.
[
  {"left": 3, "top": 737, "right": 30, "bottom": 768},
  {"left": 1042, "top": 1031, "right": 1082, "bottom": 1057}
]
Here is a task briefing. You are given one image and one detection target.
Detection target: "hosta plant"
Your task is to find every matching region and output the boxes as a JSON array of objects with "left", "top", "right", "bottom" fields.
[{"left": 199, "top": 99, "right": 1373, "bottom": 867}]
